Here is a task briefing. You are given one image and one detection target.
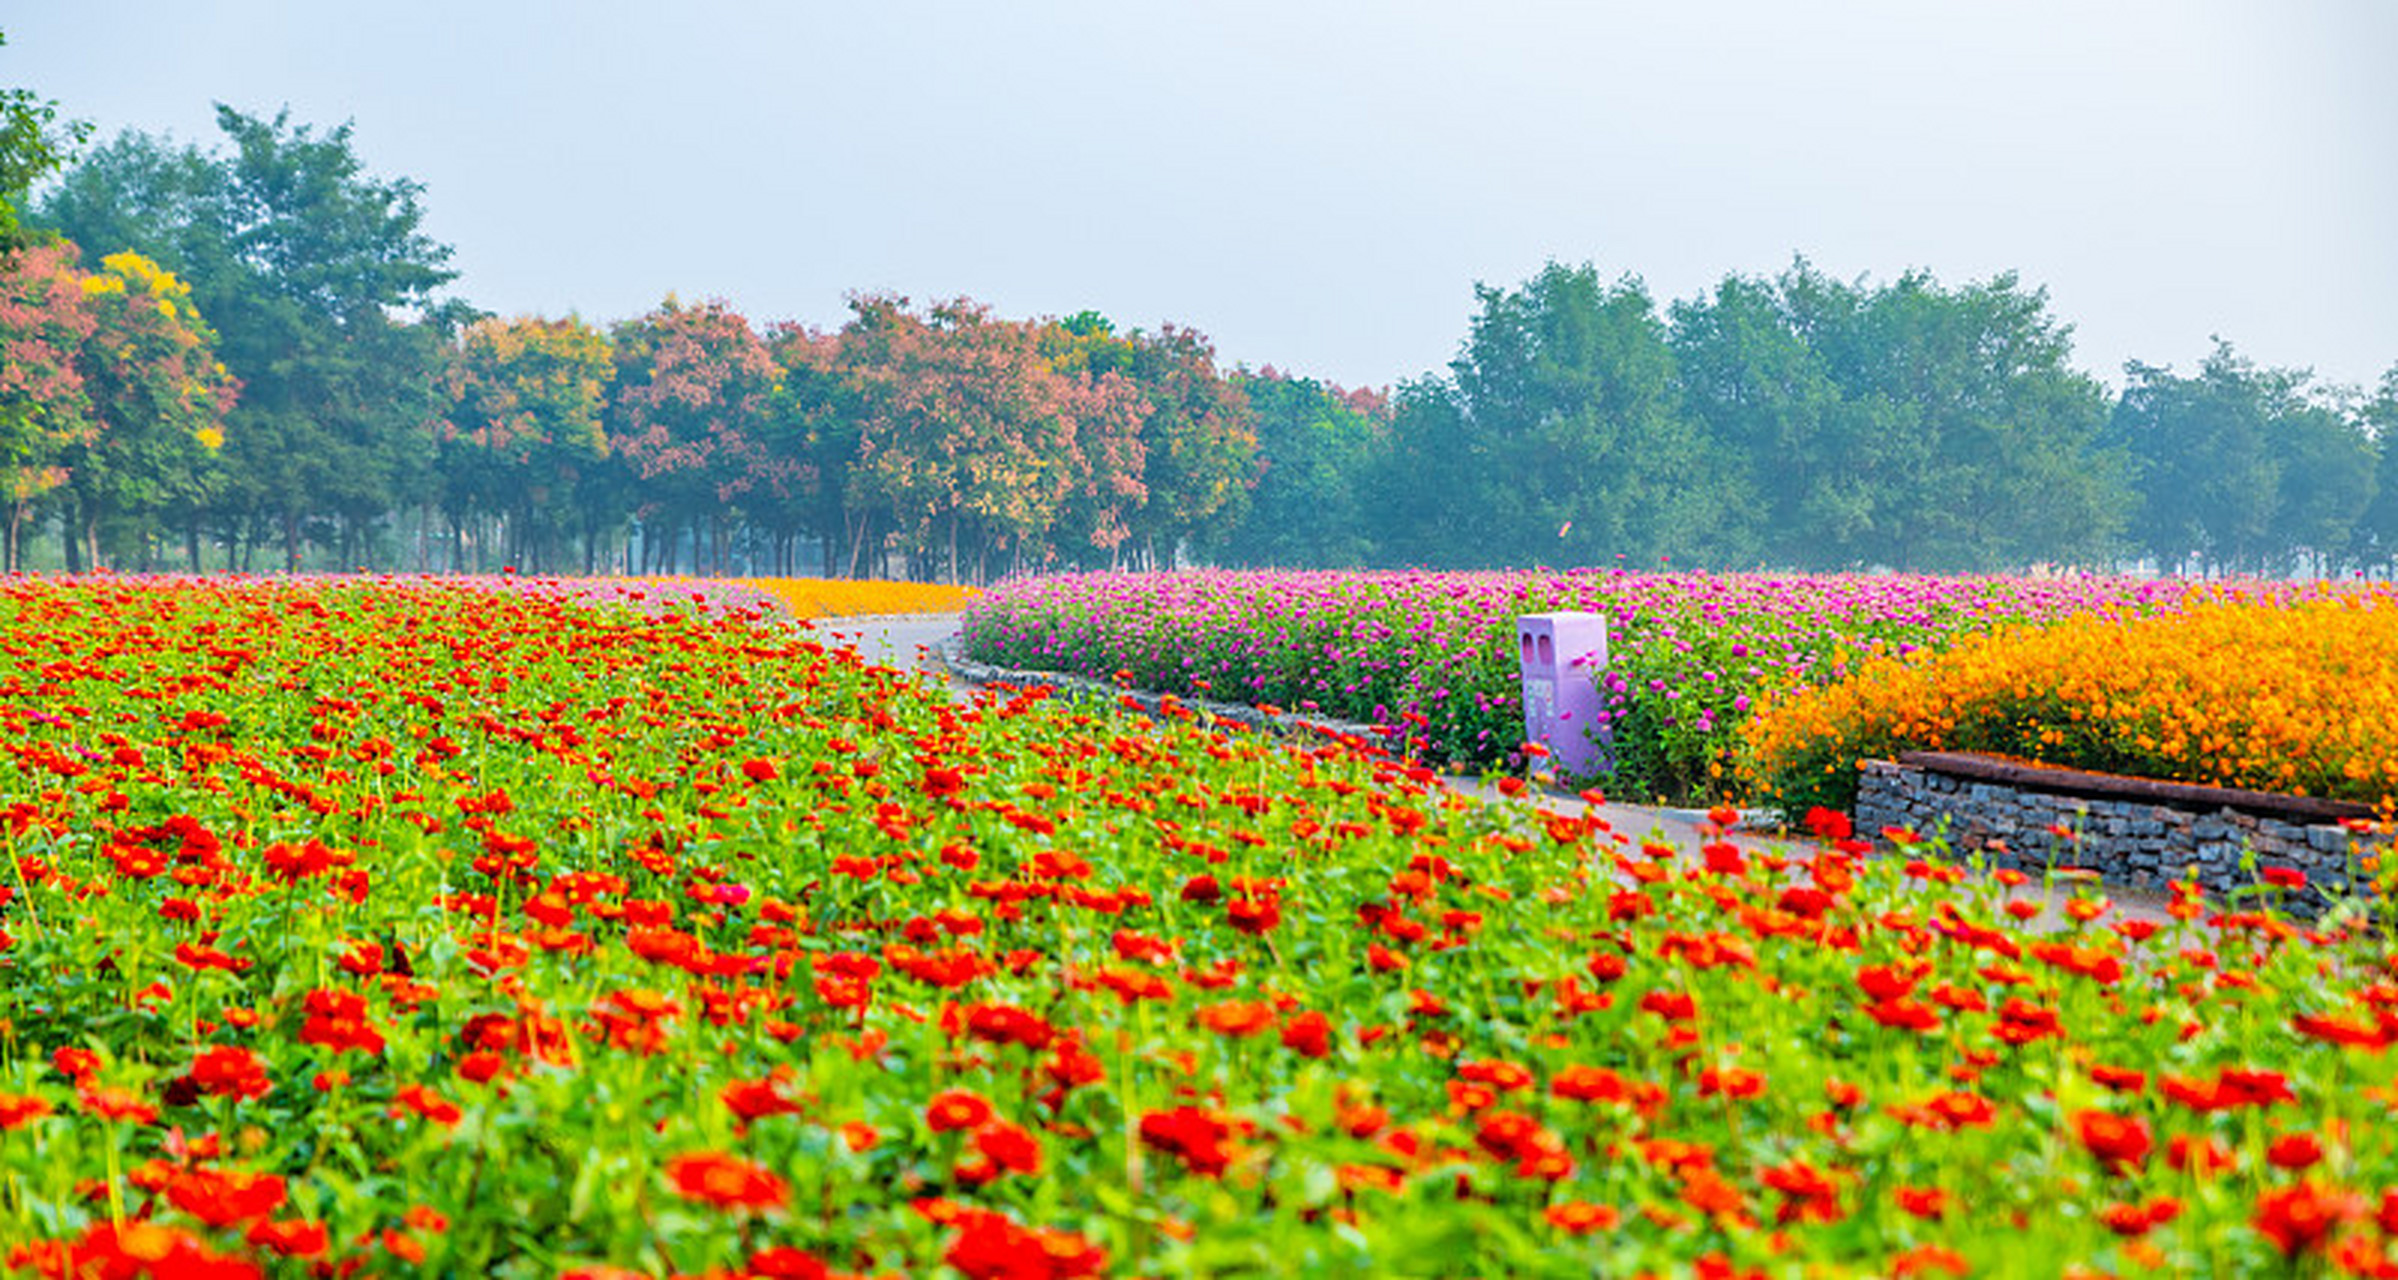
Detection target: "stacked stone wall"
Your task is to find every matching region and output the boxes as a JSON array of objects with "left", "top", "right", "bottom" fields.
[{"left": 1854, "top": 757, "right": 2388, "bottom": 916}]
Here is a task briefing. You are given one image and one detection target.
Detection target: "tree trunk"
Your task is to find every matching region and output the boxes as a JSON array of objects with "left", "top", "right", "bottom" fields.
[
  {"left": 61, "top": 501, "right": 82, "bottom": 574},
  {"left": 186, "top": 518, "right": 204, "bottom": 574}
]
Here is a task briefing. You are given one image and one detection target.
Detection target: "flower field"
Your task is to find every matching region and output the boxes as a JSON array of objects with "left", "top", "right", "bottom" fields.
[
  {"left": 957, "top": 570, "right": 2224, "bottom": 802},
  {"left": 1741, "top": 592, "right": 2398, "bottom": 821},
  {"left": 6, "top": 577, "right": 2398, "bottom": 1276}
]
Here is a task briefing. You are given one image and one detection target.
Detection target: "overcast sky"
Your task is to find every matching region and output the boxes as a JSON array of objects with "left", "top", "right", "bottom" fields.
[{"left": 10, "top": 1, "right": 2394, "bottom": 394}]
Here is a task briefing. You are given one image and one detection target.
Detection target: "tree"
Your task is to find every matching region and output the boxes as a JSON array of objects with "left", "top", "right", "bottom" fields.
[
  {"left": 0, "top": 240, "right": 95, "bottom": 568},
  {"left": 1668, "top": 272, "right": 1839, "bottom": 567},
  {"left": 1810, "top": 266, "right": 2121, "bottom": 570},
  {"left": 843, "top": 298, "right": 1082, "bottom": 580},
  {"left": 50, "top": 249, "right": 238, "bottom": 571},
  {"left": 440, "top": 315, "right": 614, "bottom": 573},
  {"left": 0, "top": 28, "right": 89, "bottom": 252},
  {"left": 1383, "top": 263, "right": 1702, "bottom": 569},
  {"left": 38, "top": 107, "right": 457, "bottom": 570},
  {"left": 760, "top": 321, "right": 852, "bottom": 575},
  {"left": 1674, "top": 260, "right": 2124, "bottom": 571},
  {"left": 1206, "top": 370, "right": 1389, "bottom": 568},
  {"left": 2115, "top": 342, "right": 2289, "bottom": 575},
  {"left": 2356, "top": 367, "right": 2398, "bottom": 572},
  {"left": 607, "top": 296, "right": 780, "bottom": 575},
  {"left": 2267, "top": 395, "right": 2377, "bottom": 577},
  {"left": 1114, "top": 326, "right": 1252, "bottom": 570}
]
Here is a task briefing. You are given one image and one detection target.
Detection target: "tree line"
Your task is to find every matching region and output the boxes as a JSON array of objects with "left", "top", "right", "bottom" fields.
[{"left": 4, "top": 84, "right": 2394, "bottom": 579}]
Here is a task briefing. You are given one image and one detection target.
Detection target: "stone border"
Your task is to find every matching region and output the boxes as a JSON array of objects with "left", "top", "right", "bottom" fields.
[
  {"left": 931, "top": 639, "right": 1401, "bottom": 750},
  {"left": 1855, "top": 753, "right": 2389, "bottom": 917}
]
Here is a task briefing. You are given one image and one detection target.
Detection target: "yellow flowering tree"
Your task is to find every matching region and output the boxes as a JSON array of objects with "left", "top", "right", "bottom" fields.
[{"left": 50, "top": 248, "right": 237, "bottom": 570}]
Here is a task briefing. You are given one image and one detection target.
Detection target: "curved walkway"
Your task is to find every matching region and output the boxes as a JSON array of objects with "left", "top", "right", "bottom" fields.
[{"left": 821, "top": 612, "right": 2173, "bottom": 929}]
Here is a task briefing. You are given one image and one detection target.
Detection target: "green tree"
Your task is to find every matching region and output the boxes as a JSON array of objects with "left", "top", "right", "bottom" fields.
[
  {"left": 440, "top": 315, "right": 615, "bottom": 574},
  {"left": 1385, "top": 263, "right": 1701, "bottom": 569},
  {"left": 2356, "top": 367, "right": 2398, "bottom": 573},
  {"left": 1675, "top": 260, "right": 2123, "bottom": 571},
  {"left": 2115, "top": 342, "right": 2289, "bottom": 575},
  {"left": 38, "top": 108, "right": 457, "bottom": 570},
  {"left": 2267, "top": 394, "right": 2377, "bottom": 577},
  {"left": 1667, "top": 272, "right": 1839, "bottom": 567},
  {"left": 1207, "top": 370, "right": 1389, "bottom": 568},
  {"left": 1817, "top": 266, "right": 2120, "bottom": 570},
  {"left": 50, "top": 249, "right": 238, "bottom": 571},
  {"left": 0, "top": 28, "right": 89, "bottom": 252}
]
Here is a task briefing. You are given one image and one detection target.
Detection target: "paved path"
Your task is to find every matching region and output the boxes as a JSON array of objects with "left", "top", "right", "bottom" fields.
[
  {"left": 823, "top": 612, "right": 2173, "bottom": 928},
  {"left": 813, "top": 612, "right": 964, "bottom": 674}
]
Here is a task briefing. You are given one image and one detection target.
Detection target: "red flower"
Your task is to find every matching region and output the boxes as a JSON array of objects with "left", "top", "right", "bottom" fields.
[
  {"left": 0, "top": 1092, "right": 52, "bottom": 1130},
  {"left": 166, "top": 1168, "right": 289, "bottom": 1227},
  {"left": 971, "top": 1119, "right": 1043, "bottom": 1175},
  {"left": 2073, "top": 1110, "right": 2151, "bottom": 1173},
  {"left": 747, "top": 1245, "right": 834, "bottom": 1278},
  {"left": 942, "top": 1208, "right": 1107, "bottom": 1279},
  {"left": 390, "top": 1083, "right": 463, "bottom": 1126},
  {"left": 1536, "top": 1199, "right": 1615, "bottom": 1234},
  {"left": 299, "top": 987, "right": 386, "bottom": 1056},
  {"left": 1141, "top": 1106, "right": 1238, "bottom": 1177},
  {"left": 1279, "top": 1010, "right": 1333, "bottom": 1058},
  {"left": 1195, "top": 1000, "right": 1276, "bottom": 1038},
  {"left": 740, "top": 757, "right": 780, "bottom": 784},
  {"left": 1224, "top": 897, "right": 1279, "bottom": 935},
  {"left": 666, "top": 1151, "right": 789, "bottom": 1214},
  {"left": 187, "top": 1044, "right": 273, "bottom": 1101},
  {"left": 927, "top": 1089, "right": 994, "bottom": 1133},
  {"left": 76, "top": 1083, "right": 158, "bottom": 1125},
  {"left": 2253, "top": 1182, "right": 2362, "bottom": 1258},
  {"left": 245, "top": 1217, "right": 330, "bottom": 1258},
  {"left": 720, "top": 1074, "right": 804, "bottom": 1122},
  {"left": 2267, "top": 1131, "right": 2326, "bottom": 1171},
  {"left": 962, "top": 1003, "right": 1054, "bottom": 1051},
  {"left": 2166, "top": 1133, "right": 2236, "bottom": 1176}
]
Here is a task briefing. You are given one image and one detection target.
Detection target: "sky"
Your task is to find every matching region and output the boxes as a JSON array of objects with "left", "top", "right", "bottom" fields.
[{"left": 9, "top": 1, "right": 2395, "bottom": 395}]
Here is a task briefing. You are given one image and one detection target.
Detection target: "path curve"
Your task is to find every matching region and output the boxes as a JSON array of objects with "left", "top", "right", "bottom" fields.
[{"left": 823, "top": 611, "right": 2172, "bottom": 928}]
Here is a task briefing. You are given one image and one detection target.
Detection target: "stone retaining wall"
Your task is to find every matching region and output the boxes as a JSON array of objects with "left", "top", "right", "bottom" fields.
[{"left": 1855, "top": 755, "right": 2389, "bottom": 916}]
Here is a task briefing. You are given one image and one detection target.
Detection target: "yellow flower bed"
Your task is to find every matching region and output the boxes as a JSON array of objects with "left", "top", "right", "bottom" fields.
[
  {"left": 1741, "top": 591, "right": 2398, "bottom": 816},
  {"left": 613, "top": 576, "right": 977, "bottom": 620},
  {"left": 748, "top": 576, "right": 978, "bottom": 619}
]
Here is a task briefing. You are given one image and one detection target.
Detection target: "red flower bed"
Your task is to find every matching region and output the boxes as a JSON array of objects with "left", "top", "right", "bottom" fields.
[{"left": 0, "top": 578, "right": 2394, "bottom": 1275}]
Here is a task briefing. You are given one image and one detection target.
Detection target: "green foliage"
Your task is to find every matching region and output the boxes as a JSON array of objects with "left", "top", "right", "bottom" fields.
[
  {"left": 1205, "top": 372, "right": 1387, "bottom": 568},
  {"left": 2114, "top": 341, "right": 2379, "bottom": 576},
  {"left": 37, "top": 108, "right": 458, "bottom": 570},
  {"left": 0, "top": 28, "right": 90, "bottom": 252},
  {"left": 1668, "top": 259, "right": 2125, "bottom": 571}
]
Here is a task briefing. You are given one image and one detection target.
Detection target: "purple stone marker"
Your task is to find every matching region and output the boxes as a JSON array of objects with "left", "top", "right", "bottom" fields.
[{"left": 1517, "top": 613, "right": 1610, "bottom": 779}]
